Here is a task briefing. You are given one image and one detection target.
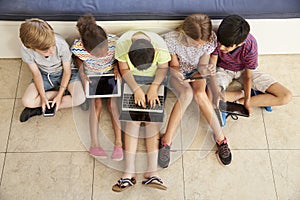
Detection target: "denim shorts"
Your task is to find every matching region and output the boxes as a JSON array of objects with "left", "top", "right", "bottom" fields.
[
  {"left": 34, "top": 68, "right": 80, "bottom": 91},
  {"left": 182, "top": 69, "right": 199, "bottom": 79}
]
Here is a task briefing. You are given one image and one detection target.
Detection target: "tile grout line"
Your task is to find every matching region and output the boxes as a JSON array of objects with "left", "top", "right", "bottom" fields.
[
  {"left": 180, "top": 125, "right": 187, "bottom": 200},
  {"left": 262, "top": 109, "right": 279, "bottom": 200},
  {"left": 0, "top": 59, "right": 22, "bottom": 186},
  {"left": 91, "top": 158, "right": 95, "bottom": 200}
]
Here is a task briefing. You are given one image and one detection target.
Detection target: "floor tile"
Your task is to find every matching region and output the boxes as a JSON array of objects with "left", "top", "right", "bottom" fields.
[
  {"left": 183, "top": 150, "right": 277, "bottom": 200},
  {"left": 259, "top": 54, "right": 300, "bottom": 96},
  {"left": 16, "top": 61, "right": 32, "bottom": 99},
  {"left": 270, "top": 150, "right": 300, "bottom": 200},
  {"left": 93, "top": 157, "right": 184, "bottom": 200},
  {"left": 264, "top": 97, "right": 300, "bottom": 149},
  {"left": 0, "top": 152, "right": 93, "bottom": 200},
  {"left": 8, "top": 100, "right": 85, "bottom": 152},
  {"left": 0, "top": 99, "right": 14, "bottom": 152},
  {"left": 0, "top": 59, "right": 21, "bottom": 98},
  {"left": 189, "top": 108, "right": 268, "bottom": 151}
]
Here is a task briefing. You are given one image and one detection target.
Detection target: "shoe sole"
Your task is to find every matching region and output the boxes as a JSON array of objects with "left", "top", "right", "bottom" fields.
[
  {"left": 111, "top": 157, "right": 123, "bottom": 161},
  {"left": 89, "top": 154, "right": 108, "bottom": 159}
]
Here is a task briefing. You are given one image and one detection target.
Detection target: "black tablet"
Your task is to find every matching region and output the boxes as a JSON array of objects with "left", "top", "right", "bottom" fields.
[
  {"left": 85, "top": 74, "right": 121, "bottom": 98},
  {"left": 219, "top": 100, "right": 250, "bottom": 117}
]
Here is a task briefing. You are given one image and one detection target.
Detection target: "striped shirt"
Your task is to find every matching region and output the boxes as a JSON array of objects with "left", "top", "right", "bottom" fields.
[
  {"left": 71, "top": 34, "right": 118, "bottom": 74},
  {"left": 212, "top": 33, "right": 258, "bottom": 72}
]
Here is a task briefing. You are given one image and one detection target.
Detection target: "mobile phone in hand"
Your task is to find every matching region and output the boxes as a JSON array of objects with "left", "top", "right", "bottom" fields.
[{"left": 43, "top": 101, "right": 56, "bottom": 117}]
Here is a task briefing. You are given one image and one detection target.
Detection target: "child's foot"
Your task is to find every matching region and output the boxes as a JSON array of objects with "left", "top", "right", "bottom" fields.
[
  {"left": 89, "top": 147, "right": 107, "bottom": 158},
  {"left": 216, "top": 137, "right": 232, "bottom": 165},
  {"left": 158, "top": 138, "right": 171, "bottom": 168},
  {"left": 111, "top": 146, "right": 123, "bottom": 161},
  {"left": 251, "top": 89, "right": 272, "bottom": 112},
  {"left": 20, "top": 107, "right": 43, "bottom": 122},
  {"left": 80, "top": 99, "right": 89, "bottom": 111}
]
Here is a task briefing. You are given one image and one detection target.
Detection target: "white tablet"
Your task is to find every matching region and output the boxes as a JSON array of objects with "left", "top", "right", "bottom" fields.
[{"left": 85, "top": 74, "right": 121, "bottom": 98}]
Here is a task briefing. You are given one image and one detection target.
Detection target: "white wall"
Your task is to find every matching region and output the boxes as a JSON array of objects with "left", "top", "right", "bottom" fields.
[{"left": 0, "top": 18, "right": 300, "bottom": 58}]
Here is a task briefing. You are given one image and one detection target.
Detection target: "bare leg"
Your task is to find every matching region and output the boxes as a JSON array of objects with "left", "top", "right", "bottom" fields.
[
  {"left": 238, "top": 82, "right": 292, "bottom": 107},
  {"left": 22, "top": 83, "right": 58, "bottom": 108},
  {"left": 162, "top": 77, "right": 193, "bottom": 145},
  {"left": 144, "top": 123, "right": 160, "bottom": 178},
  {"left": 191, "top": 79, "right": 225, "bottom": 142},
  {"left": 122, "top": 121, "right": 140, "bottom": 178},
  {"left": 89, "top": 98, "right": 102, "bottom": 148},
  {"left": 107, "top": 98, "right": 122, "bottom": 147},
  {"left": 59, "top": 81, "right": 85, "bottom": 109}
]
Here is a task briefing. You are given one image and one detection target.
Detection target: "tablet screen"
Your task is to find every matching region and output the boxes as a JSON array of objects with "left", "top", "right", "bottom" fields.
[{"left": 87, "top": 75, "right": 119, "bottom": 97}]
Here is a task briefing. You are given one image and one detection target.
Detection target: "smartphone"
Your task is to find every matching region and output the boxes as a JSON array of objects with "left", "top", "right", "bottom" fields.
[
  {"left": 219, "top": 100, "right": 249, "bottom": 117},
  {"left": 43, "top": 101, "right": 56, "bottom": 117}
]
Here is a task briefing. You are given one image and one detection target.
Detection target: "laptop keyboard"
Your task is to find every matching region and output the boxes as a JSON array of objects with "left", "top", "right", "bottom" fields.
[{"left": 122, "top": 94, "right": 164, "bottom": 112}]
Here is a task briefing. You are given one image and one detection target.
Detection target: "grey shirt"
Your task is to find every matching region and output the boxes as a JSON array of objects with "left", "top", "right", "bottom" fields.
[{"left": 21, "top": 34, "right": 73, "bottom": 74}]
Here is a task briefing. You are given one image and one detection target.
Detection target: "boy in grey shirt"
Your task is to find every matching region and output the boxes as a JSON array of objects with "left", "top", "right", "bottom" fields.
[{"left": 19, "top": 18, "right": 85, "bottom": 122}]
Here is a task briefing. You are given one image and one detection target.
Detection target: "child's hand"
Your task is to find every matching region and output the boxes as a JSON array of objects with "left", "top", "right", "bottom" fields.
[
  {"left": 147, "top": 84, "right": 160, "bottom": 108},
  {"left": 198, "top": 64, "right": 214, "bottom": 77},
  {"left": 114, "top": 67, "right": 121, "bottom": 81},
  {"left": 134, "top": 87, "right": 146, "bottom": 108},
  {"left": 207, "top": 64, "right": 216, "bottom": 76},
  {"left": 52, "top": 93, "right": 63, "bottom": 112},
  {"left": 172, "top": 71, "right": 185, "bottom": 84},
  {"left": 41, "top": 95, "right": 49, "bottom": 113}
]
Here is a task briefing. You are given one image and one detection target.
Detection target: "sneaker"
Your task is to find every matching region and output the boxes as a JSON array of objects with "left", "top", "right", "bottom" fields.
[
  {"left": 251, "top": 89, "right": 272, "bottom": 112},
  {"left": 221, "top": 111, "right": 229, "bottom": 127},
  {"left": 81, "top": 99, "right": 89, "bottom": 111},
  {"left": 111, "top": 146, "right": 123, "bottom": 161},
  {"left": 216, "top": 137, "right": 232, "bottom": 165},
  {"left": 158, "top": 139, "right": 171, "bottom": 168},
  {"left": 89, "top": 147, "right": 108, "bottom": 158},
  {"left": 20, "top": 107, "right": 42, "bottom": 122}
]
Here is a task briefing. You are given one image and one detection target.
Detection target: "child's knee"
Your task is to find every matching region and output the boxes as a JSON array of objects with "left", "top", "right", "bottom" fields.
[
  {"left": 279, "top": 89, "right": 292, "bottom": 105},
  {"left": 22, "top": 96, "right": 34, "bottom": 108},
  {"left": 178, "top": 88, "right": 193, "bottom": 105},
  {"left": 94, "top": 99, "right": 103, "bottom": 110}
]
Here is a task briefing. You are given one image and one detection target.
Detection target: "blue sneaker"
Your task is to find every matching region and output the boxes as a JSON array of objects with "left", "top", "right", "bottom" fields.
[
  {"left": 221, "top": 112, "right": 229, "bottom": 127},
  {"left": 251, "top": 89, "right": 272, "bottom": 112}
]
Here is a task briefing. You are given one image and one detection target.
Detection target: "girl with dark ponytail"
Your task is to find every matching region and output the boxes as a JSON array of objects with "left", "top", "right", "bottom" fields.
[{"left": 71, "top": 14, "right": 123, "bottom": 161}]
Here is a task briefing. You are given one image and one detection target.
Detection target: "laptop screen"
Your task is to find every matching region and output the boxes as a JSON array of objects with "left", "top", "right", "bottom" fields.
[{"left": 86, "top": 74, "right": 121, "bottom": 98}]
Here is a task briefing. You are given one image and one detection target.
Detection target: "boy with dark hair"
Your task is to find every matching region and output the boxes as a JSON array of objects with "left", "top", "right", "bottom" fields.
[
  {"left": 112, "top": 31, "right": 170, "bottom": 192},
  {"left": 211, "top": 15, "right": 292, "bottom": 125}
]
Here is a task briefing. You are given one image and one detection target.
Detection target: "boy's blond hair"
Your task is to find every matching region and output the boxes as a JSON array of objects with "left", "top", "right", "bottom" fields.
[{"left": 19, "top": 18, "right": 55, "bottom": 50}]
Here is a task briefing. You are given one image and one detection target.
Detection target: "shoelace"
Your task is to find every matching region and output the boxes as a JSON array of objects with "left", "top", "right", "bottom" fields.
[
  {"left": 219, "top": 143, "right": 230, "bottom": 157},
  {"left": 226, "top": 113, "right": 238, "bottom": 120}
]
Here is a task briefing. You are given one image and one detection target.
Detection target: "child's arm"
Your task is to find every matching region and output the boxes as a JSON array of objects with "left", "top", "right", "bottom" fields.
[
  {"left": 169, "top": 54, "right": 184, "bottom": 83},
  {"left": 27, "top": 63, "right": 49, "bottom": 111},
  {"left": 118, "top": 61, "right": 146, "bottom": 108},
  {"left": 52, "top": 60, "right": 71, "bottom": 111},
  {"left": 208, "top": 54, "right": 222, "bottom": 107},
  {"left": 74, "top": 57, "right": 90, "bottom": 90},
  {"left": 243, "top": 68, "right": 252, "bottom": 113},
  {"left": 147, "top": 62, "right": 168, "bottom": 107}
]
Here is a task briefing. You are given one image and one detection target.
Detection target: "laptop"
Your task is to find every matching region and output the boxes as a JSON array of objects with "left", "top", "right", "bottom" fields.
[
  {"left": 85, "top": 74, "right": 121, "bottom": 98},
  {"left": 119, "top": 83, "right": 165, "bottom": 123}
]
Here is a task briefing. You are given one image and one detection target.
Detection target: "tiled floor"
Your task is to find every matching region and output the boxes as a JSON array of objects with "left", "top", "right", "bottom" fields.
[{"left": 0, "top": 55, "right": 299, "bottom": 200}]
